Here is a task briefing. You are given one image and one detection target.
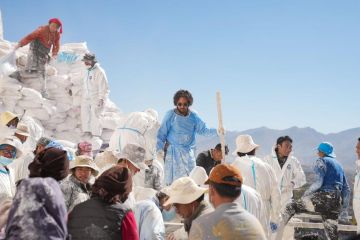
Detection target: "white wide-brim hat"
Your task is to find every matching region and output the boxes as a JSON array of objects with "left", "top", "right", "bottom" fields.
[
  {"left": 163, "top": 177, "right": 208, "bottom": 206},
  {"left": 232, "top": 134, "right": 259, "bottom": 156},
  {"left": 189, "top": 166, "right": 209, "bottom": 186}
]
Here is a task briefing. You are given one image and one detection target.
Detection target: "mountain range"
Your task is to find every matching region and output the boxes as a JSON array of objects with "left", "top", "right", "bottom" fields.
[{"left": 196, "top": 126, "right": 360, "bottom": 172}]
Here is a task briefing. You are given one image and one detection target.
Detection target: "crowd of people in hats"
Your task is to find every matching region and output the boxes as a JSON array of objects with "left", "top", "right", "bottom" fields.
[{"left": 0, "top": 18, "right": 359, "bottom": 240}]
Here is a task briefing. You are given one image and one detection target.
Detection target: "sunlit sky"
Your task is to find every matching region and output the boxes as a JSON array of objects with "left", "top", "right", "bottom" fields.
[{"left": 1, "top": 1, "right": 359, "bottom": 134}]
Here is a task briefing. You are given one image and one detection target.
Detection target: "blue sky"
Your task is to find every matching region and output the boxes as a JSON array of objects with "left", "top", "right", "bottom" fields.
[{"left": 1, "top": 1, "right": 359, "bottom": 134}]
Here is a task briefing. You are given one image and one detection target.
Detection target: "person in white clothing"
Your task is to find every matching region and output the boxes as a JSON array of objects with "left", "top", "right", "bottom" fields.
[
  {"left": 81, "top": 53, "right": 109, "bottom": 138},
  {"left": 0, "top": 136, "right": 23, "bottom": 203},
  {"left": 231, "top": 134, "right": 281, "bottom": 238},
  {"left": 354, "top": 137, "right": 360, "bottom": 234},
  {"left": 263, "top": 136, "right": 306, "bottom": 212}
]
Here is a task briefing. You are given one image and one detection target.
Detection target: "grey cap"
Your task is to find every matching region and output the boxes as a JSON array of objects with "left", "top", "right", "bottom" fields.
[
  {"left": 37, "top": 137, "right": 52, "bottom": 146},
  {"left": 116, "top": 143, "right": 148, "bottom": 170}
]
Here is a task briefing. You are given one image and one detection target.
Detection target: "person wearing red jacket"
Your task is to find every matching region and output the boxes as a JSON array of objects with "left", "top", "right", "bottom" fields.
[{"left": 11, "top": 18, "right": 63, "bottom": 98}]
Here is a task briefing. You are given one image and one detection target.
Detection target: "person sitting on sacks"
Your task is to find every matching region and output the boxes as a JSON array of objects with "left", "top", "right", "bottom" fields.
[
  {"left": 60, "top": 155, "right": 100, "bottom": 212},
  {"left": 10, "top": 18, "right": 63, "bottom": 98}
]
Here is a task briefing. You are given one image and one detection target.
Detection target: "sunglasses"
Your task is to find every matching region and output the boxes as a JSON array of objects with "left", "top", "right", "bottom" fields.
[{"left": 177, "top": 102, "right": 189, "bottom": 107}]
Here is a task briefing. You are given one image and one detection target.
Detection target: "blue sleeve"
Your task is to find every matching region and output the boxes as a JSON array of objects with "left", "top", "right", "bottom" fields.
[
  {"left": 341, "top": 174, "right": 350, "bottom": 209},
  {"left": 156, "top": 110, "right": 173, "bottom": 152},
  {"left": 193, "top": 112, "right": 217, "bottom": 137},
  {"left": 304, "top": 159, "right": 325, "bottom": 196}
]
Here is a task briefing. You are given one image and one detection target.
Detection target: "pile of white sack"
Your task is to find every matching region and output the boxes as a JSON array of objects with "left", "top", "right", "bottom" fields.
[{"left": 0, "top": 38, "right": 125, "bottom": 150}]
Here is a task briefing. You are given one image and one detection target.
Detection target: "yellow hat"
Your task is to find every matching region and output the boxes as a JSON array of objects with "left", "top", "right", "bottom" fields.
[{"left": 0, "top": 111, "right": 18, "bottom": 126}]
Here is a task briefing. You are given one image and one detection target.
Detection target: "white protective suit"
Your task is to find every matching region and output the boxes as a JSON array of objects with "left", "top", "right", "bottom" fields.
[
  {"left": 354, "top": 160, "right": 360, "bottom": 234},
  {"left": 232, "top": 155, "right": 281, "bottom": 238},
  {"left": 109, "top": 109, "right": 160, "bottom": 160},
  {"left": 134, "top": 200, "right": 165, "bottom": 240},
  {"left": 81, "top": 63, "right": 109, "bottom": 136},
  {"left": 235, "top": 184, "right": 267, "bottom": 234},
  {"left": 0, "top": 164, "right": 16, "bottom": 203},
  {"left": 263, "top": 147, "right": 306, "bottom": 211},
  {"left": 8, "top": 151, "right": 35, "bottom": 183}
]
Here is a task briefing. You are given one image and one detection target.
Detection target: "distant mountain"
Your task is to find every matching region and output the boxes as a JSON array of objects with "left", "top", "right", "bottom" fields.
[{"left": 196, "top": 126, "right": 360, "bottom": 171}]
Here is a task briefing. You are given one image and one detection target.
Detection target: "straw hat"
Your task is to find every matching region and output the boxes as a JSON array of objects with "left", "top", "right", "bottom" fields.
[
  {"left": 163, "top": 177, "right": 208, "bottom": 206},
  {"left": 0, "top": 111, "right": 18, "bottom": 126},
  {"left": 70, "top": 155, "right": 100, "bottom": 176},
  {"left": 232, "top": 134, "right": 259, "bottom": 155},
  {"left": 15, "top": 123, "right": 30, "bottom": 137}
]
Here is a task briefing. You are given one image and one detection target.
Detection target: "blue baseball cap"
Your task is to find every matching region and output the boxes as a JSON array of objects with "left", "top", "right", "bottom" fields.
[{"left": 317, "top": 142, "right": 336, "bottom": 158}]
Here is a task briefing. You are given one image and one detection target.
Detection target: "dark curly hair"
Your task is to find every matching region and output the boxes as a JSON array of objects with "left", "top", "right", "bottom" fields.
[{"left": 173, "top": 90, "right": 193, "bottom": 106}]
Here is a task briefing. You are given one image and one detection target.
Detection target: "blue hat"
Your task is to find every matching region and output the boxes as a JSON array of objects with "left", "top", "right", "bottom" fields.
[{"left": 317, "top": 142, "right": 336, "bottom": 158}]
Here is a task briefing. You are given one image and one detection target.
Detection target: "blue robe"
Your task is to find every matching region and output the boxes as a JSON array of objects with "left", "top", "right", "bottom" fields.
[{"left": 156, "top": 109, "right": 217, "bottom": 185}]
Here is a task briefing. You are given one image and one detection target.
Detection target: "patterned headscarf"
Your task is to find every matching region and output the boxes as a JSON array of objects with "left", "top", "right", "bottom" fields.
[{"left": 77, "top": 141, "right": 93, "bottom": 157}]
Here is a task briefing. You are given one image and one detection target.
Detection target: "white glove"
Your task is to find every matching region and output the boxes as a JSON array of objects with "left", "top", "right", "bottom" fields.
[
  {"left": 157, "top": 150, "right": 165, "bottom": 161},
  {"left": 217, "top": 126, "right": 225, "bottom": 135}
]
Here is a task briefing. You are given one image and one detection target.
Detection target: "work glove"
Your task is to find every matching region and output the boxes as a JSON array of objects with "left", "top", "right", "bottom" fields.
[
  {"left": 270, "top": 222, "right": 278, "bottom": 233},
  {"left": 95, "top": 99, "right": 105, "bottom": 117},
  {"left": 217, "top": 126, "right": 225, "bottom": 135},
  {"left": 156, "top": 150, "right": 165, "bottom": 162}
]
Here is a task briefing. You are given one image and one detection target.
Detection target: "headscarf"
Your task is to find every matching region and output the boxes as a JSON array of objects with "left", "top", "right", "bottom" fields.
[
  {"left": 28, "top": 147, "right": 69, "bottom": 181},
  {"left": 46, "top": 140, "right": 74, "bottom": 161},
  {"left": 48, "top": 18, "right": 63, "bottom": 34},
  {"left": 5, "top": 177, "right": 68, "bottom": 239},
  {"left": 92, "top": 166, "right": 132, "bottom": 204},
  {"left": 76, "top": 141, "right": 93, "bottom": 157}
]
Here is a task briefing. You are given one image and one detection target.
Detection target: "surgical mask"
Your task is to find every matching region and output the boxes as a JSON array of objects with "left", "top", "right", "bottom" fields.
[
  {"left": 0, "top": 156, "right": 13, "bottom": 166},
  {"left": 162, "top": 206, "right": 177, "bottom": 221}
]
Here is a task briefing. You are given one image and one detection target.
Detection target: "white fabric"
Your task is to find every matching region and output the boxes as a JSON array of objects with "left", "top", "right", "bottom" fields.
[
  {"left": 109, "top": 110, "right": 160, "bottom": 160},
  {"left": 189, "top": 166, "right": 208, "bottom": 186},
  {"left": 263, "top": 146, "right": 306, "bottom": 211},
  {"left": 81, "top": 63, "right": 109, "bottom": 136},
  {"left": 8, "top": 151, "right": 34, "bottom": 182},
  {"left": 134, "top": 200, "right": 165, "bottom": 240},
  {"left": 133, "top": 186, "right": 157, "bottom": 202},
  {"left": 0, "top": 165, "right": 16, "bottom": 203},
  {"left": 232, "top": 155, "right": 281, "bottom": 238},
  {"left": 235, "top": 184, "right": 267, "bottom": 234},
  {"left": 353, "top": 160, "right": 360, "bottom": 234}
]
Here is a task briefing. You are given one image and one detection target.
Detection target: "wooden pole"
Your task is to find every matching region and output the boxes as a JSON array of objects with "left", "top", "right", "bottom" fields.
[{"left": 216, "top": 92, "right": 226, "bottom": 162}]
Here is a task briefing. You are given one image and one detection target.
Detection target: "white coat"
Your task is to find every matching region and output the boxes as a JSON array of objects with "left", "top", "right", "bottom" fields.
[
  {"left": 0, "top": 164, "right": 15, "bottom": 203},
  {"left": 232, "top": 155, "right": 281, "bottom": 238},
  {"left": 263, "top": 147, "right": 306, "bottom": 211},
  {"left": 235, "top": 184, "right": 267, "bottom": 234},
  {"left": 353, "top": 160, "right": 360, "bottom": 234},
  {"left": 81, "top": 63, "right": 109, "bottom": 136}
]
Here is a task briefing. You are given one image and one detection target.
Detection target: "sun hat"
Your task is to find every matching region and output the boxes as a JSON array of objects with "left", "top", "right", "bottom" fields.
[
  {"left": 232, "top": 134, "right": 259, "bottom": 155},
  {"left": 70, "top": 155, "right": 100, "bottom": 176},
  {"left": 163, "top": 177, "right": 208, "bottom": 206}
]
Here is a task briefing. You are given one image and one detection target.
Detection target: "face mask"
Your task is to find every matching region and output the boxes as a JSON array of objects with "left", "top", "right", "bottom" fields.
[
  {"left": 162, "top": 206, "right": 177, "bottom": 221},
  {"left": 0, "top": 156, "right": 13, "bottom": 166}
]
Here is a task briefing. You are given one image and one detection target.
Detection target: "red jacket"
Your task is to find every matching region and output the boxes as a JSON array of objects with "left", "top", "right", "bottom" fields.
[{"left": 19, "top": 25, "right": 60, "bottom": 56}]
